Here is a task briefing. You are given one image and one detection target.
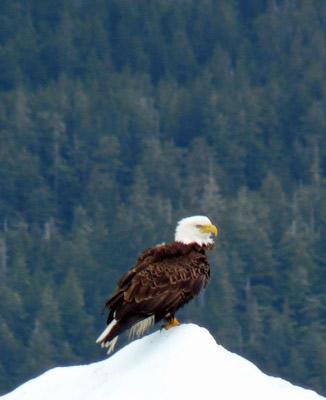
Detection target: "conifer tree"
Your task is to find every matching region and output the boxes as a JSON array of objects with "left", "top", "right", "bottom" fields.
[{"left": 58, "top": 268, "right": 96, "bottom": 359}]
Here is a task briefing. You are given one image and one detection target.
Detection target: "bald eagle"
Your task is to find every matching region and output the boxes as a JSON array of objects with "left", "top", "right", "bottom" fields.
[{"left": 96, "top": 215, "right": 218, "bottom": 354}]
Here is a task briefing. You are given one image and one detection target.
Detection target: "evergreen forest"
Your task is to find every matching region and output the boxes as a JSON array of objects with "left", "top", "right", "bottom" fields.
[{"left": 0, "top": 0, "right": 325, "bottom": 396}]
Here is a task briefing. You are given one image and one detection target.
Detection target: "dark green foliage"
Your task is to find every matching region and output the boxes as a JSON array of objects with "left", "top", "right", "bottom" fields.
[{"left": 0, "top": 0, "right": 325, "bottom": 396}]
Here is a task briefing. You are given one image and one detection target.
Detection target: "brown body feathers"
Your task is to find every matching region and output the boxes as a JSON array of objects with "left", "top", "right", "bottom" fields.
[{"left": 98, "top": 242, "right": 213, "bottom": 349}]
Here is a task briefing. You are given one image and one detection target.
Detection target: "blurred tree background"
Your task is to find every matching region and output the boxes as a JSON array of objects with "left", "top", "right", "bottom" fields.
[{"left": 0, "top": 0, "right": 325, "bottom": 395}]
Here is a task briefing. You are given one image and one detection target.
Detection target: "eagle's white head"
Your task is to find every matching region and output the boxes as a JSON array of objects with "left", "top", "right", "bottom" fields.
[{"left": 174, "top": 215, "right": 218, "bottom": 246}]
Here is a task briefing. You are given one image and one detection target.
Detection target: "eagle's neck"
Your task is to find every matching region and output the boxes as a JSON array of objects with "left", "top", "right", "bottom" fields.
[
  {"left": 174, "top": 229, "right": 214, "bottom": 246},
  {"left": 172, "top": 241, "right": 214, "bottom": 254},
  {"left": 190, "top": 242, "right": 214, "bottom": 252}
]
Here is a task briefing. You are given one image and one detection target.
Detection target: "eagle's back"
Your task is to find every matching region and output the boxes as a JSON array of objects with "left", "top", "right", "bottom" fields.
[{"left": 102, "top": 242, "right": 211, "bottom": 323}]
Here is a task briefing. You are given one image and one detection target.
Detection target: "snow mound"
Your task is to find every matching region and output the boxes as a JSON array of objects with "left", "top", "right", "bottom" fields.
[{"left": 1, "top": 324, "right": 323, "bottom": 400}]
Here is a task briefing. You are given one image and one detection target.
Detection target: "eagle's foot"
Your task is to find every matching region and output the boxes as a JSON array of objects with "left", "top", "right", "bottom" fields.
[{"left": 165, "top": 317, "right": 181, "bottom": 330}]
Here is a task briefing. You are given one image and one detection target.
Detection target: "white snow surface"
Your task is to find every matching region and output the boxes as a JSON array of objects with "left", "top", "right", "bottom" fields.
[{"left": 1, "top": 324, "right": 323, "bottom": 400}]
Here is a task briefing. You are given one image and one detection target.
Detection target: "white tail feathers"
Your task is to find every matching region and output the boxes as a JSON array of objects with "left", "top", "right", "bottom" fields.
[
  {"left": 129, "top": 315, "right": 155, "bottom": 340},
  {"left": 96, "top": 318, "right": 119, "bottom": 355},
  {"left": 101, "top": 336, "right": 119, "bottom": 355},
  {"left": 96, "top": 315, "right": 155, "bottom": 355},
  {"left": 96, "top": 318, "right": 117, "bottom": 344}
]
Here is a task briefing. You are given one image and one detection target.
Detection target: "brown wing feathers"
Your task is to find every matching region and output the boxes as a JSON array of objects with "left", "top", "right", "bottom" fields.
[{"left": 100, "top": 242, "right": 211, "bottom": 343}]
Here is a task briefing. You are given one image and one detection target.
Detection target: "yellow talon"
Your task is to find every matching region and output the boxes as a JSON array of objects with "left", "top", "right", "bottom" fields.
[{"left": 165, "top": 317, "right": 181, "bottom": 330}]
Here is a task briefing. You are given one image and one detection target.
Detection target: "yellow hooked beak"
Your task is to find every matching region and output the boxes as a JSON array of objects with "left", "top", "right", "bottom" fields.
[{"left": 200, "top": 224, "right": 218, "bottom": 236}]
